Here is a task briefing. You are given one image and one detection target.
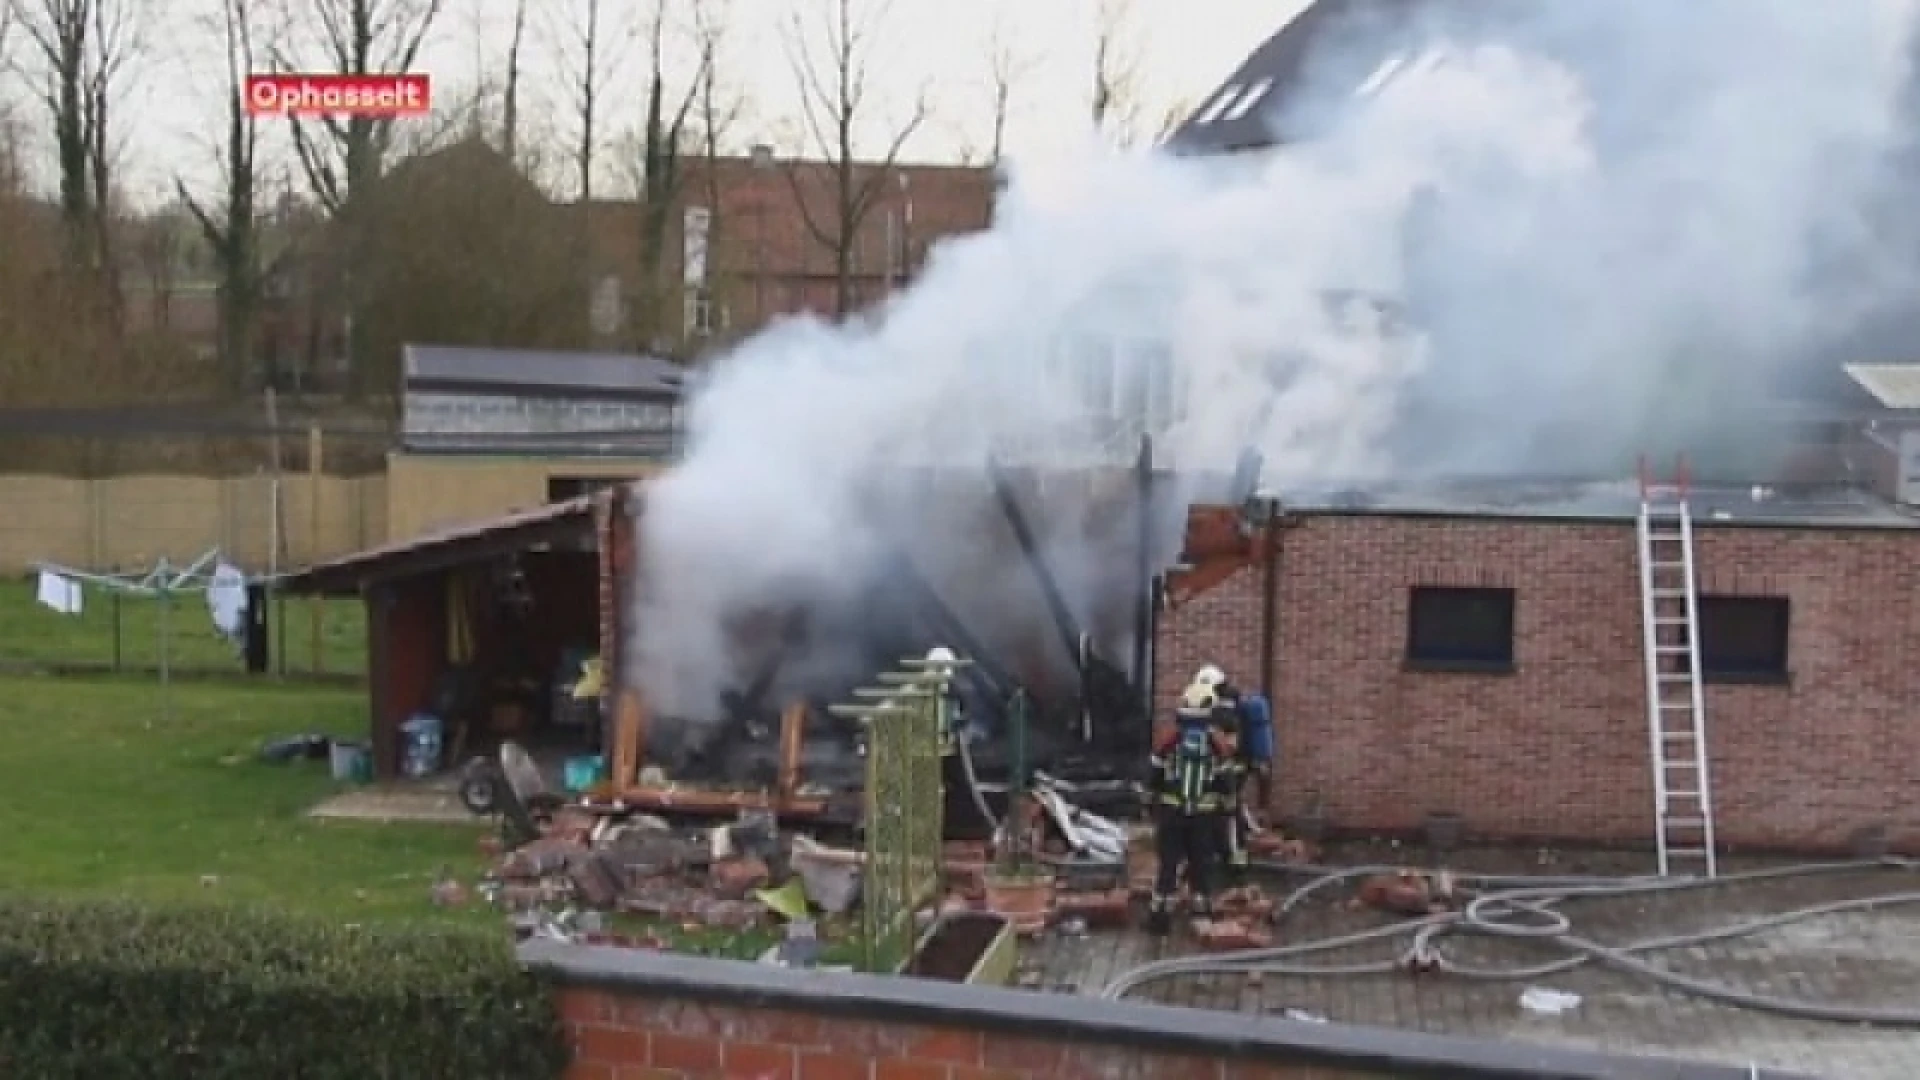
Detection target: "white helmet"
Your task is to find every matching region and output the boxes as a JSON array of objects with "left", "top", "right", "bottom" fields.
[
  {"left": 925, "top": 646, "right": 958, "bottom": 678},
  {"left": 1178, "top": 681, "right": 1217, "bottom": 718},
  {"left": 1194, "top": 664, "right": 1227, "bottom": 689}
]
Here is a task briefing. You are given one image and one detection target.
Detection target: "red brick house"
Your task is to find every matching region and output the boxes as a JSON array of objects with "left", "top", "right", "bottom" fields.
[
  {"left": 575, "top": 154, "right": 996, "bottom": 352},
  {"left": 1156, "top": 480, "right": 1920, "bottom": 856}
]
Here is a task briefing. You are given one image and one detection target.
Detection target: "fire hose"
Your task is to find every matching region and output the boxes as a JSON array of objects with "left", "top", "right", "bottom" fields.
[{"left": 1100, "top": 857, "right": 1920, "bottom": 1027}]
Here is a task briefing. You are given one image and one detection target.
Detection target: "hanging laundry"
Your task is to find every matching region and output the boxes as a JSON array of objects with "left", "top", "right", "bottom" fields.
[
  {"left": 206, "top": 562, "right": 249, "bottom": 640},
  {"left": 36, "top": 570, "right": 82, "bottom": 615}
]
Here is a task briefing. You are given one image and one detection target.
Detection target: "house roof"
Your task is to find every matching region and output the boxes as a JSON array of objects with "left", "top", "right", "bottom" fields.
[
  {"left": 274, "top": 494, "right": 604, "bottom": 596},
  {"left": 1166, "top": 0, "right": 1410, "bottom": 154},
  {"left": 1842, "top": 364, "right": 1920, "bottom": 410},
  {"left": 403, "top": 343, "right": 687, "bottom": 401}
]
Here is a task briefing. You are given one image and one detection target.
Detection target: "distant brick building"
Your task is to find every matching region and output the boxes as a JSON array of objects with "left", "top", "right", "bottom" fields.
[
  {"left": 575, "top": 154, "right": 997, "bottom": 352},
  {"left": 1156, "top": 480, "right": 1920, "bottom": 856}
]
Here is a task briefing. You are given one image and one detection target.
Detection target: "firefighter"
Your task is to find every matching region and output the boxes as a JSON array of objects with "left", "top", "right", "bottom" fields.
[
  {"left": 1194, "top": 665, "right": 1276, "bottom": 888},
  {"left": 1145, "top": 681, "right": 1238, "bottom": 935},
  {"left": 927, "top": 647, "right": 994, "bottom": 842}
]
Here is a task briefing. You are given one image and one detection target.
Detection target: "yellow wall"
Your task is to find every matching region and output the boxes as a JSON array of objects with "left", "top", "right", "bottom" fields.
[
  {"left": 383, "top": 453, "right": 663, "bottom": 540},
  {"left": 0, "top": 473, "right": 388, "bottom": 574}
]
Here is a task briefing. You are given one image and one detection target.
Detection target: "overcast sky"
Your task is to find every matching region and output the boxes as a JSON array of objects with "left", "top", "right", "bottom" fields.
[{"left": 3, "top": 0, "right": 1307, "bottom": 208}]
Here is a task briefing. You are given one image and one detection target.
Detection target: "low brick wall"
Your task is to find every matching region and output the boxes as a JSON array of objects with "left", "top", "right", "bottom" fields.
[{"left": 522, "top": 941, "right": 1801, "bottom": 1080}]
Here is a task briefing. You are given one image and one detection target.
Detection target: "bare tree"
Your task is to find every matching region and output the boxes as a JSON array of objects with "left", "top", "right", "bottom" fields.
[
  {"left": 1090, "top": 0, "right": 1146, "bottom": 146},
  {"left": 13, "top": 0, "right": 137, "bottom": 290},
  {"left": 783, "top": 0, "right": 927, "bottom": 317},
  {"left": 175, "top": 0, "right": 261, "bottom": 395},
  {"left": 277, "top": 0, "right": 443, "bottom": 397},
  {"left": 546, "top": 0, "right": 624, "bottom": 203},
  {"left": 981, "top": 15, "right": 1033, "bottom": 169},
  {"left": 501, "top": 0, "right": 527, "bottom": 161},
  {"left": 623, "top": 1, "right": 704, "bottom": 350},
  {"left": 681, "top": 0, "right": 738, "bottom": 344}
]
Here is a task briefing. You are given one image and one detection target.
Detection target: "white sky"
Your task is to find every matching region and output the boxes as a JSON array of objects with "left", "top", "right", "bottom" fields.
[{"left": 5, "top": 0, "right": 1309, "bottom": 207}]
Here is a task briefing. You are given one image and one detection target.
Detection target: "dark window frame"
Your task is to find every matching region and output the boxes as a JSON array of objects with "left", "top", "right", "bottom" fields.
[
  {"left": 1696, "top": 595, "right": 1790, "bottom": 685},
  {"left": 1405, "top": 585, "right": 1517, "bottom": 674}
]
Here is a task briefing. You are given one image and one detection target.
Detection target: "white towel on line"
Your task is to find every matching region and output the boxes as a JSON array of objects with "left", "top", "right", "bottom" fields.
[{"left": 36, "top": 570, "right": 82, "bottom": 615}]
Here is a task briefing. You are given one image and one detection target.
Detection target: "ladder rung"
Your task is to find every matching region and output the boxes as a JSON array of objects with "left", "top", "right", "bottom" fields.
[
  {"left": 1664, "top": 815, "right": 1707, "bottom": 826},
  {"left": 1653, "top": 617, "right": 1689, "bottom": 625},
  {"left": 1660, "top": 730, "right": 1695, "bottom": 739},
  {"left": 1652, "top": 589, "right": 1689, "bottom": 598},
  {"left": 1665, "top": 847, "right": 1710, "bottom": 856},
  {"left": 1654, "top": 646, "right": 1690, "bottom": 654}
]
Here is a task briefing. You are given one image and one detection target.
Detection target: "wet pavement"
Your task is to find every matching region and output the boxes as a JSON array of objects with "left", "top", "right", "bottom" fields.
[{"left": 1023, "top": 844, "right": 1920, "bottom": 1080}]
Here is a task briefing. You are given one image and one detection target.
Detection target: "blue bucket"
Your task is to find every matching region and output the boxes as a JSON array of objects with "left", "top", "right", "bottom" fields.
[{"left": 563, "top": 755, "right": 606, "bottom": 793}]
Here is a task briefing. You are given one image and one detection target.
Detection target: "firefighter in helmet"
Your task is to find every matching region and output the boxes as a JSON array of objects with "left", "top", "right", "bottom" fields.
[
  {"left": 1144, "top": 680, "right": 1240, "bottom": 935},
  {"left": 1193, "top": 664, "right": 1275, "bottom": 889}
]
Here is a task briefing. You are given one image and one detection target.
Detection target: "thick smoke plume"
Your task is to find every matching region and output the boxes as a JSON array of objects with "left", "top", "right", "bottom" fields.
[{"left": 634, "top": 0, "right": 1920, "bottom": 718}]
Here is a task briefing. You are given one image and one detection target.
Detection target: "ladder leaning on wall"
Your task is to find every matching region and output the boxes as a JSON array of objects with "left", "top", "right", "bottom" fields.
[{"left": 1634, "top": 456, "right": 1718, "bottom": 878}]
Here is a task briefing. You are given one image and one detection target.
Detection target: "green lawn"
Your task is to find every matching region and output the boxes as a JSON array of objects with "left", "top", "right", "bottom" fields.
[
  {"left": 0, "top": 674, "right": 483, "bottom": 922},
  {"left": 0, "top": 575, "right": 365, "bottom": 676}
]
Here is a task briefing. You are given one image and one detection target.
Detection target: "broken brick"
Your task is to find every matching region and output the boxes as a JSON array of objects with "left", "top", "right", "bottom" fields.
[
  {"left": 569, "top": 853, "right": 625, "bottom": 909},
  {"left": 499, "top": 836, "right": 588, "bottom": 880},
  {"left": 1194, "top": 919, "right": 1273, "bottom": 951},
  {"left": 1055, "top": 887, "right": 1132, "bottom": 929},
  {"left": 708, "top": 856, "right": 771, "bottom": 899}
]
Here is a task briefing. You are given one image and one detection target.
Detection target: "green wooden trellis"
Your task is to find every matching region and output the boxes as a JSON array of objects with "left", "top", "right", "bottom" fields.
[{"left": 828, "top": 652, "right": 964, "bottom": 973}]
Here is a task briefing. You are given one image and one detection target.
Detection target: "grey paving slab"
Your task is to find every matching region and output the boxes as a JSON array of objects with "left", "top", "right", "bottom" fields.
[{"left": 1023, "top": 846, "right": 1920, "bottom": 1080}]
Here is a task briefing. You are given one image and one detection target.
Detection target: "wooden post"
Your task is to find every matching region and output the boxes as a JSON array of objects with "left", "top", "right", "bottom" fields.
[
  {"left": 308, "top": 426, "right": 324, "bottom": 674},
  {"left": 778, "top": 701, "right": 806, "bottom": 805},
  {"left": 613, "top": 688, "right": 646, "bottom": 790}
]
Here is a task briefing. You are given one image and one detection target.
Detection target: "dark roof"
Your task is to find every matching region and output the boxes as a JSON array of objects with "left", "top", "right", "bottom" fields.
[
  {"left": 274, "top": 494, "right": 603, "bottom": 596},
  {"left": 1167, "top": 0, "right": 1403, "bottom": 154},
  {"left": 1167, "top": 0, "right": 1535, "bottom": 154},
  {"left": 403, "top": 344, "right": 686, "bottom": 401}
]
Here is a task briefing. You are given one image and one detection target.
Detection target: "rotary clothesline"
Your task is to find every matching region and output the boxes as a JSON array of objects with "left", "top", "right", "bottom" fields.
[{"left": 30, "top": 549, "right": 252, "bottom": 721}]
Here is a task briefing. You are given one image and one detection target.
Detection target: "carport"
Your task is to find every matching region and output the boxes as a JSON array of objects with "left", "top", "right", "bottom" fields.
[{"left": 277, "top": 494, "right": 610, "bottom": 780}]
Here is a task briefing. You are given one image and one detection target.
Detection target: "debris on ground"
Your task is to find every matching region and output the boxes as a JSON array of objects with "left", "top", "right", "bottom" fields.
[
  {"left": 1519, "top": 987, "right": 1583, "bottom": 1016},
  {"left": 1352, "top": 869, "right": 1462, "bottom": 916},
  {"left": 465, "top": 740, "right": 1324, "bottom": 960}
]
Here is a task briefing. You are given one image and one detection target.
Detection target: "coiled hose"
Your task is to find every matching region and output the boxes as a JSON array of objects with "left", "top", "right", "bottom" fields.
[{"left": 1100, "top": 856, "right": 1920, "bottom": 1027}]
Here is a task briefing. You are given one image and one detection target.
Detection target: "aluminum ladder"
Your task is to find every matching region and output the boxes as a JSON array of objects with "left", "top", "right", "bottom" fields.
[{"left": 1636, "top": 457, "right": 1717, "bottom": 878}]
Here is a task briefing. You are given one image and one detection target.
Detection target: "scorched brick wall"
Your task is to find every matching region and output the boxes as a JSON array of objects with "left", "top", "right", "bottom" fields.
[
  {"left": 554, "top": 986, "right": 1393, "bottom": 1080},
  {"left": 1156, "top": 512, "right": 1920, "bottom": 853}
]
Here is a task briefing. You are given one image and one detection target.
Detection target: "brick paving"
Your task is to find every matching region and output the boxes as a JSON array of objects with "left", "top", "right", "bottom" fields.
[{"left": 1023, "top": 846, "right": 1920, "bottom": 1080}]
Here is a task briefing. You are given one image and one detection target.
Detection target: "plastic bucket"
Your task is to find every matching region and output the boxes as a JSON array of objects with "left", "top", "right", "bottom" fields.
[
  {"left": 329, "top": 740, "right": 367, "bottom": 782},
  {"left": 563, "top": 755, "right": 606, "bottom": 793}
]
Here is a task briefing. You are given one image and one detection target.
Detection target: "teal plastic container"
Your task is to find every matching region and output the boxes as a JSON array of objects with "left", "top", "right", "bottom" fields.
[{"left": 562, "top": 755, "right": 606, "bottom": 793}]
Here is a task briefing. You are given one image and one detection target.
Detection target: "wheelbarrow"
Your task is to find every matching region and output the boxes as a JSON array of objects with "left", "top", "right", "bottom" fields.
[{"left": 459, "top": 741, "right": 564, "bottom": 848}]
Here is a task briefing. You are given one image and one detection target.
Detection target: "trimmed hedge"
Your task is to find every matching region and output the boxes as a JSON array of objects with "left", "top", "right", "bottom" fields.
[{"left": 0, "top": 894, "right": 568, "bottom": 1080}]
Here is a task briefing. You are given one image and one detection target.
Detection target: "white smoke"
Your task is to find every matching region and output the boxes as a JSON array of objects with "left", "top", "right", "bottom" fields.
[{"left": 634, "top": 0, "right": 1920, "bottom": 717}]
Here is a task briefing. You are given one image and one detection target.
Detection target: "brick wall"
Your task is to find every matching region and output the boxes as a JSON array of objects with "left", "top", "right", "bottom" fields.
[
  {"left": 529, "top": 943, "right": 1763, "bottom": 1080},
  {"left": 1157, "top": 512, "right": 1920, "bottom": 853},
  {"left": 554, "top": 986, "right": 1380, "bottom": 1080}
]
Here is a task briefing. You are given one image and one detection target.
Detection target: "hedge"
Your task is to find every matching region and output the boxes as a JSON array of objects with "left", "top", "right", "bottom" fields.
[{"left": 0, "top": 894, "right": 568, "bottom": 1080}]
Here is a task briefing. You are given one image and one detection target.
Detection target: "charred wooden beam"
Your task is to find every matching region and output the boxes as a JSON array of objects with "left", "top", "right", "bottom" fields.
[{"left": 984, "top": 457, "right": 1088, "bottom": 669}]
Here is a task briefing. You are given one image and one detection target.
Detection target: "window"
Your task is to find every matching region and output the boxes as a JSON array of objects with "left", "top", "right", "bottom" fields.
[
  {"left": 1406, "top": 586, "right": 1516, "bottom": 672},
  {"left": 547, "top": 476, "right": 624, "bottom": 502},
  {"left": 1697, "top": 596, "right": 1790, "bottom": 683}
]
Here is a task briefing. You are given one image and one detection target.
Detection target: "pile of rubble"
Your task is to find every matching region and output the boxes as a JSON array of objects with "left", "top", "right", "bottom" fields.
[
  {"left": 473, "top": 804, "right": 872, "bottom": 942},
  {"left": 457, "top": 749, "right": 1324, "bottom": 957}
]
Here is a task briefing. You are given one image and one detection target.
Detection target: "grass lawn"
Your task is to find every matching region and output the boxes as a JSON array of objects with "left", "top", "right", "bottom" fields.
[
  {"left": 0, "top": 674, "right": 484, "bottom": 923},
  {"left": 0, "top": 575, "right": 365, "bottom": 676}
]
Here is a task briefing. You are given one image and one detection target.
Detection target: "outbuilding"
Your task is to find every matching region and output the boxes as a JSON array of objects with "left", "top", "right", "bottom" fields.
[
  {"left": 279, "top": 490, "right": 621, "bottom": 780},
  {"left": 1157, "top": 476, "right": 1920, "bottom": 855}
]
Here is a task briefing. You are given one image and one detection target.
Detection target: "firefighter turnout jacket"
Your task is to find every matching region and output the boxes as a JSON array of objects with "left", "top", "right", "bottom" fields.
[{"left": 1148, "top": 719, "right": 1242, "bottom": 815}]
